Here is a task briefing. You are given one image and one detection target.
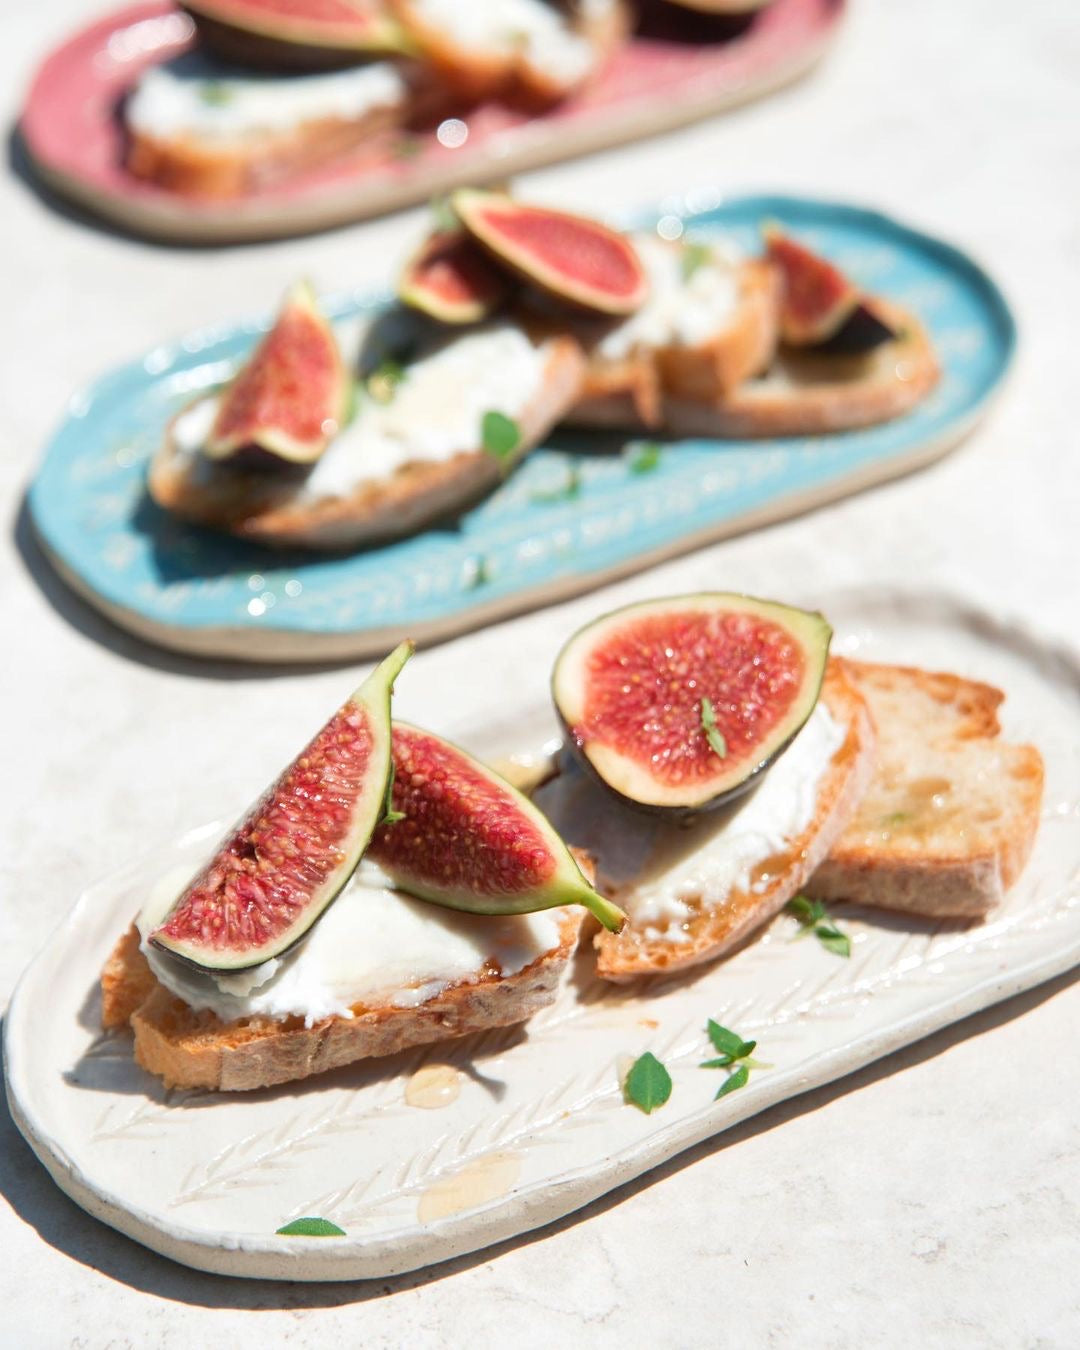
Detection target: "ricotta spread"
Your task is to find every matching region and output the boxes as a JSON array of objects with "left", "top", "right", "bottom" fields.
[
  {"left": 596, "top": 233, "right": 742, "bottom": 361},
  {"left": 172, "top": 320, "right": 551, "bottom": 502},
  {"left": 127, "top": 53, "right": 408, "bottom": 142},
  {"left": 138, "top": 860, "right": 565, "bottom": 1026},
  {"left": 536, "top": 703, "right": 846, "bottom": 941},
  {"left": 410, "top": 0, "right": 598, "bottom": 84}
]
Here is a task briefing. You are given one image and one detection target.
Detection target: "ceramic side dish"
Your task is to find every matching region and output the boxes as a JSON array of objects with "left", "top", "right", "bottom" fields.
[
  {"left": 28, "top": 195, "right": 1016, "bottom": 664},
  {"left": 20, "top": 0, "right": 844, "bottom": 243},
  {"left": 5, "top": 589, "right": 1077, "bottom": 1281}
]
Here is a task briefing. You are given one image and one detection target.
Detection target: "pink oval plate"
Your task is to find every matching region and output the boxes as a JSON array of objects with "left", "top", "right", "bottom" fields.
[{"left": 20, "top": 0, "right": 845, "bottom": 243}]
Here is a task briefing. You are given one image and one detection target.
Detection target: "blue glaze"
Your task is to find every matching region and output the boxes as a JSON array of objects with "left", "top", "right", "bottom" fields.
[{"left": 29, "top": 195, "right": 1016, "bottom": 649}]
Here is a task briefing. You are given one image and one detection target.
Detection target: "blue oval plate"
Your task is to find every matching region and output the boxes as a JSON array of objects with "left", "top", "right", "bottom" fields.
[{"left": 29, "top": 194, "right": 1015, "bottom": 662}]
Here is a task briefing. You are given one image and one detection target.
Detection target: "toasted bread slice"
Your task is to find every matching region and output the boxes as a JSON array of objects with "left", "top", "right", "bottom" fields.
[
  {"left": 568, "top": 237, "right": 779, "bottom": 426},
  {"left": 572, "top": 301, "right": 938, "bottom": 437},
  {"left": 390, "top": 0, "right": 630, "bottom": 105},
  {"left": 148, "top": 314, "right": 585, "bottom": 550},
  {"left": 104, "top": 858, "right": 589, "bottom": 1092},
  {"left": 806, "top": 661, "right": 1044, "bottom": 919},
  {"left": 583, "top": 662, "right": 874, "bottom": 980},
  {"left": 125, "top": 54, "right": 431, "bottom": 198}
]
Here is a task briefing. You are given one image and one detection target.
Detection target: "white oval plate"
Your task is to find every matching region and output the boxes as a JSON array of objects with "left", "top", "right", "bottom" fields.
[{"left": 5, "top": 589, "right": 1079, "bottom": 1281}]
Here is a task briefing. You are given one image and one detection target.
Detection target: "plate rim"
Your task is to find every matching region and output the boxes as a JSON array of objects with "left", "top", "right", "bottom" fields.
[
  {"left": 5, "top": 585, "right": 1077, "bottom": 1281},
  {"left": 27, "top": 192, "right": 1019, "bottom": 663},
  {"left": 18, "top": 0, "right": 847, "bottom": 244}
]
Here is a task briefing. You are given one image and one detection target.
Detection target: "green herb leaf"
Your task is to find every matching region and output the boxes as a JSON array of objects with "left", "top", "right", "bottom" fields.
[
  {"left": 276, "top": 1217, "right": 346, "bottom": 1238},
  {"left": 703, "top": 1020, "right": 768, "bottom": 1098},
  {"left": 882, "top": 811, "right": 911, "bottom": 828},
  {"left": 481, "top": 410, "right": 520, "bottom": 462},
  {"left": 532, "top": 462, "right": 582, "bottom": 503},
  {"left": 787, "top": 894, "right": 851, "bottom": 957},
  {"left": 624, "top": 1051, "right": 672, "bottom": 1114},
  {"left": 786, "top": 894, "right": 827, "bottom": 932},
  {"left": 627, "top": 441, "right": 662, "bottom": 474},
  {"left": 714, "top": 1064, "right": 750, "bottom": 1100},
  {"left": 680, "top": 241, "right": 712, "bottom": 282},
  {"left": 815, "top": 924, "right": 851, "bottom": 959},
  {"left": 700, "top": 697, "right": 728, "bottom": 760},
  {"left": 393, "top": 136, "right": 423, "bottom": 161},
  {"left": 706, "top": 1020, "right": 754, "bottom": 1060},
  {"left": 465, "top": 555, "right": 491, "bottom": 589},
  {"left": 198, "top": 82, "right": 233, "bottom": 107}
]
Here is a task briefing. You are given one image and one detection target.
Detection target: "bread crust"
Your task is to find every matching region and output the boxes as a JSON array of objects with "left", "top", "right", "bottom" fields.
[
  {"left": 571, "top": 301, "right": 938, "bottom": 437},
  {"left": 594, "top": 661, "right": 875, "bottom": 980},
  {"left": 806, "top": 660, "right": 1044, "bottom": 919},
  {"left": 389, "top": 0, "right": 630, "bottom": 105},
  {"left": 147, "top": 329, "right": 586, "bottom": 550},
  {"left": 573, "top": 256, "right": 779, "bottom": 427},
  {"left": 126, "top": 105, "right": 403, "bottom": 199},
  {"left": 104, "top": 908, "right": 584, "bottom": 1091}
]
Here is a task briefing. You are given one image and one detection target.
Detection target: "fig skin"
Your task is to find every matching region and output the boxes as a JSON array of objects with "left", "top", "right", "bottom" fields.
[
  {"left": 204, "top": 280, "right": 347, "bottom": 467},
  {"left": 181, "top": 0, "right": 410, "bottom": 70},
  {"left": 450, "top": 189, "right": 649, "bottom": 319},
  {"left": 551, "top": 593, "right": 832, "bottom": 817},
  {"left": 398, "top": 229, "right": 511, "bottom": 325},
  {"left": 368, "top": 722, "right": 626, "bottom": 932},
  {"left": 150, "top": 642, "right": 413, "bottom": 973},
  {"left": 764, "top": 224, "right": 896, "bottom": 354}
]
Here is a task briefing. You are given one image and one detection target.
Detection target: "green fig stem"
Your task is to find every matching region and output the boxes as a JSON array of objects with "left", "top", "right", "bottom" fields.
[
  {"left": 575, "top": 885, "right": 626, "bottom": 933},
  {"left": 371, "top": 639, "right": 414, "bottom": 693}
]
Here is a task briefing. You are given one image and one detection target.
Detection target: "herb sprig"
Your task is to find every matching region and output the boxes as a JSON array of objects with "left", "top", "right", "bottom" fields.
[
  {"left": 700, "top": 697, "right": 727, "bottom": 759},
  {"left": 787, "top": 895, "right": 851, "bottom": 958},
  {"left": 532, "top": 462, "right": 582, "bottom": 503},
  {"left": 627, "top": 441, "right": 662, "bottom": 475},
  {"left": 701, "top": 1020, "right": 769, "bottom": 1099}
]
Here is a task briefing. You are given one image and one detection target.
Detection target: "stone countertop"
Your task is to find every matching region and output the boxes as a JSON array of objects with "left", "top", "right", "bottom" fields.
[{"left": 1, "top": 0, "right": 1077, "bottom": 1345}]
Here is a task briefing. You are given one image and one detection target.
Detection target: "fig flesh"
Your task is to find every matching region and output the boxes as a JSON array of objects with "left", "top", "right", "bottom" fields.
[
  {"left": 398, "top": 229, "right": 510, "bottom": 325},
  {"left": 451, "top": 189, "right": 648, "bottom": 318},
  {"left": 150, "top": 642, "right": 412, "bottom": 972},
  {"left": 205, "top": 280, "right": 347, "bottom": 466},
  {"left": 368, "top": 723, "right": 625, "bottom": 932},
  {"left": 764, "top": 225, "right": 895, "bottom": 352},
  {"left": 552, "top": 594, "right": 832, "bottom": 813},
  {"left": 182, "top": 0, "right": 407, "bottom": 63}
]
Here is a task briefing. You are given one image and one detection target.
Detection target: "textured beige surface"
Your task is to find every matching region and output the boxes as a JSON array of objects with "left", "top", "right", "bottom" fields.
[{"left": 2, "top": 0, "right": 1078, "bottom": 1344}]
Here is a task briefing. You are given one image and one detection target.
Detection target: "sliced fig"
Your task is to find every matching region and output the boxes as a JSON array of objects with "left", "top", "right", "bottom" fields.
[
  {"left": 451, "top": 189, "right": 648, "bottom": 318},
  {"left": 150, "top": 642, "right": 412, "bottom": 972},
  {"left": 814, "top": 300, "right": 898, "bottom": 355},
  {"left": 368, "top": 723, "right": 625, "bottom": 932},
  {"left": 764, "top": 225, "right": 896, "bottom": 352},
  {"left": 398, "top": 229, "right": 511, "bottom": 325},
  {"left": 552, "top": 594, "right": 832, "bottom": 813},
  {"left": 205, "top": 280, "right": 347, "bottom": 466},
  {"left": 182, "top": 0, "right": 407, "bottom": 66}
]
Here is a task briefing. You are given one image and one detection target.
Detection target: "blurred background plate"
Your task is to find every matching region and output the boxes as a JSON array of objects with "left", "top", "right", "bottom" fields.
[
  {"left": 19, "top": 0, "right": 845, "bottom": 243},
  {"left": 27, "top": 193, "right": 1016, "bottom": 664}
]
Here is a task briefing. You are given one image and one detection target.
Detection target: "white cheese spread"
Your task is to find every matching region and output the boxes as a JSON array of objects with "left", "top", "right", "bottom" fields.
[
  {"left": 536, "top": 702, "right": 845, "bottom": 942},
  {"left": 127, "top": 53, "right": 408, "bottom": 142},
  {"left": 596, "top": 233, "right": 742, "bottom": 361},
  {"left": 410, "top": 0, "right": 598, "bottom": 84},
  {"left": 172, "top": 320, "right": 550, "bottom": 502},
  {"left": 138, "top": 860, "right": 565, "bottom": 1027}
]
